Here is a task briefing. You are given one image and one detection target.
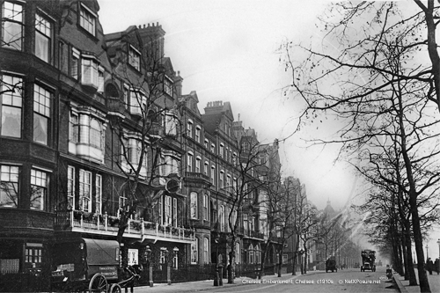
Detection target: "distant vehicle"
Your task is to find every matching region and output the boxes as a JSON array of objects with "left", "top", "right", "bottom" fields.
[
  {"left": 361, "top": 249, "right": 376, "bottom": 272},
  {"left": 326, "top": 257, "right": 338, "bottom": 273}
]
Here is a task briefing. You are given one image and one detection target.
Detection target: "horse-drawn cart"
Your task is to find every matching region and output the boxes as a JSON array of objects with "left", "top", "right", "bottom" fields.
[{"left": 51, "top": 238, "right": 140, "bottom": 292}]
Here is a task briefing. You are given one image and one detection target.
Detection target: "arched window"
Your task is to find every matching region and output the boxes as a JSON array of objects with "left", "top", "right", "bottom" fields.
[{"left": 249, "top": 244, "right": 254, "bottom": 264}]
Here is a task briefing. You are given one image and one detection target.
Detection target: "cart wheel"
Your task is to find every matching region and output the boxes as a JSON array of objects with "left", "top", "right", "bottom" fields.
[
  {"left": 89, "top": 273, "right": 108, "bottom": 292},
  {"left": 109, "top": 284, "right": 122, "bottom": 293}
]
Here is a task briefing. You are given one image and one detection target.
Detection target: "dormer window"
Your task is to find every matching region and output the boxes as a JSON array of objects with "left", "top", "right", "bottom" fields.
[
  {"left": 164, "top": 77, "right": 173, "bottom": 96},
  {"left": 128, "top": 46, "right": 141, "bottom": 71},
  {"left": 79, "top": 3, "right": 96, "bottom": 36}
]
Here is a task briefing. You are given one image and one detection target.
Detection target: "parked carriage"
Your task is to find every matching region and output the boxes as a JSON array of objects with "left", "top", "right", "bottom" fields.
[{"left": 51, "top": 238, "right": 140, "bottom": 292}]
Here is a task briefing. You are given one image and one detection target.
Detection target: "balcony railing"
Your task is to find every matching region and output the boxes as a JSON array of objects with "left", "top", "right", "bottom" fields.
[
  {"left": 185, "top": 172, "right": 210, "bottom": 182},
  {"left": 54, "top": 210, "right": 195, "bottom": 244}
]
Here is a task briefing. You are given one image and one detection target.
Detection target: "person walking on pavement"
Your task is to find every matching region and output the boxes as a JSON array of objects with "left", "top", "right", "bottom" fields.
[
  {"left": 434, "top": 258, "right": 440, "bottom": 275},
  {"left": 426, "top": 257, "right": 433, "bottom": 275}
]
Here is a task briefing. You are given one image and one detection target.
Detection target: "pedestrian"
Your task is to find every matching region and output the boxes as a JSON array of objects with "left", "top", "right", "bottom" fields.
[
  {"left": 426, "top": 257, "right": 433, "bottom": 275},
  {"left": 435, "top": 258, "right": 440, "bottom": 275}
]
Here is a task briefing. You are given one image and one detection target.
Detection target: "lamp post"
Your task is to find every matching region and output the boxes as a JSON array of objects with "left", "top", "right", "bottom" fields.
[
  {"left": 437, "top": 239, "right": 440, "bottom": 258},
  {"left": 298, "top": 249, "right": 304, "bottom": 275},
  {"left": 426, "top": 244, "right": 429, "bottom": 259},
  {"left": 145, "top": 246, "right": 153, "bottom": 287},
  {"left": 214, "top": 237, "right": 220, "bottom": 286}
]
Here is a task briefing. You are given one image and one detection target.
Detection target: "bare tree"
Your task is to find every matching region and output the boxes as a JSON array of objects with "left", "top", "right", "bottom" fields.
[
  {"left": 223, "top": 134, "right": 279, "bottom": 283},
  {"left": 105, "top": 26, "right": 183, "bottom": 247},
  {"left": 261, "top": 176, "right": 298, "bottom": 277},
  {"left": 281, "top": 2, "right": 440, "bottom": 291}
]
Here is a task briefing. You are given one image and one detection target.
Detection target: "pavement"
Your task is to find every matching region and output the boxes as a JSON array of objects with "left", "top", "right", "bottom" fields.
[
  {"left": 134, "top": 271, "right": 317, "bottom": 293},
  {"left": 393, "top": 270, "right": 440, "bottom": 293}
]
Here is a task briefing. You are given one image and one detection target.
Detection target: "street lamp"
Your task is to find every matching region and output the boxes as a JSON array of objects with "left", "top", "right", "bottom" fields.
[
  {"left": 173, "top": 247, "right": 179, "bottom": 269},
  {"left": 426, "top": 244, "right": 429, "bottom": 259}
]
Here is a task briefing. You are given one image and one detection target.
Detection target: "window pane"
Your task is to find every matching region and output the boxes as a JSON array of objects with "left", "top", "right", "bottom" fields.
[
  {"left": 67, "top": 166, "right": 75, "bottom": 210},
  {"left": 1, "top": 2, "right": 23, "bottom": 50},
  {"left": 90, "top": 119, "right": 101, "bottom": 148},
  {"left": 35, "top": 14, "right": 51, "bottom": 62},
  {"left": 33, "top": 113, "right": 48, "bottom": 145},
  {"left": 35, "top": 32, "right": 50, "bottom": 62},
  {"left": 31, "top": 169, "right": 48, "bottom": 211},
  {"left": 0, "top": 165, "right": 19, "bottom": 208},
  {"left": 3, "top": 2, "right": 23, "bottom": 21},
  {"left": 1, "top": 106, "right": 21, "bottom": 137},
  {"left": 79, "top": 6, "right": 96, "bottom": 35}
]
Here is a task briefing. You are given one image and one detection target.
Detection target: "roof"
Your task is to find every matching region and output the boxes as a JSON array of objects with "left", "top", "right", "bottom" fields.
[{"left": 83, "top": 238, "right": 119, "bottom": 266}]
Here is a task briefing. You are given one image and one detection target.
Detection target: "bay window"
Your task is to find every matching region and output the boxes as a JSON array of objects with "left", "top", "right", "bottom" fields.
[
  {"left": 70, "top": 108, "right": 106, "bottom": 163},
  {"left": 1, "top": 1, "right": 23, "bottom": 50},
  {"left": 81, "top": 55, "right": 99, "bottom": 87},
  {"left": 0, "top": 165, "right": 19, "bottom": 208},
  {"left": 1, "top": 74, "right": 22, "bottom": 138}
]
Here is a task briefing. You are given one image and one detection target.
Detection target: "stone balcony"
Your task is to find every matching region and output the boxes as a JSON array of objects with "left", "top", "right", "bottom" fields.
[{"left": 54, "top": 210, "right": 195, "bottom": 244}]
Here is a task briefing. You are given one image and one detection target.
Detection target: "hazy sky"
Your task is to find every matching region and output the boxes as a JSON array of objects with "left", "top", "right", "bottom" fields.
[
  {"left": 99, "top": 0, "right": 352, "bottom": 208},
  {"left": 98, "top": 0, "right": 440, "bottom": 257}
]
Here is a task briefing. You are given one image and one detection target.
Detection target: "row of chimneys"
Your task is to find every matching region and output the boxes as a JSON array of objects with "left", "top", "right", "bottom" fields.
[
  {"left": 206, "top": 101, "right": 223, "bottom": 107},
  {"left": 138, "top": 22, "right": 161, "bottom": 29}
]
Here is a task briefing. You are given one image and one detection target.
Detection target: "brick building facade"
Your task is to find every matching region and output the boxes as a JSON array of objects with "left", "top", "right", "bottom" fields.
[{"left": 0, "top": 0, "right": 283, "bottom": 291}]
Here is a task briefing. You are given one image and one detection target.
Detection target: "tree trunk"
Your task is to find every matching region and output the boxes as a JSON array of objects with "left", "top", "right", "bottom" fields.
[
  {"left": 404, "top": 220, "right": 417, "bottom": 285},
  {"left": 278, "top": 250, "right": 282, "bottom": 277},
  {"left": 410, "top": 193, "right": 431, "bottom": 293},
  {"left": 227, "top": 244, "right": 236, "bottom": 284}
]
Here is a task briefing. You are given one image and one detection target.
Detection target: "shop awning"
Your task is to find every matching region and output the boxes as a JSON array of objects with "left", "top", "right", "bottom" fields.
[{"left": 82, "top": 238, "right": 119, "bottom": 266}]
